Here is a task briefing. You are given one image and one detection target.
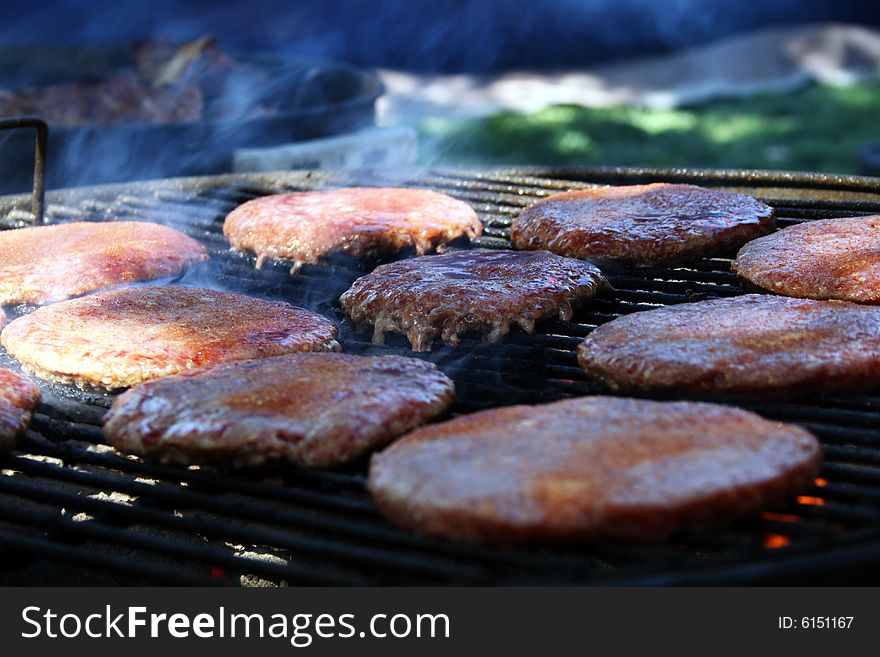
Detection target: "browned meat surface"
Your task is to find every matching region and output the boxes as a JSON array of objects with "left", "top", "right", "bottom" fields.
[
  {"left": 223, "top": 188, "right": 483, "bottom": 273},
  {"left": 1, "top": 286, "right": 338, "bottom": 389},
  {"left": 368, "top": 396, "right": 820, "bottom": 544},
  {"left": 0, "top": 221, "right": 208, "bottom": 305},
  {"left": 578, "top": 294, "right": 880, "bottom": 398},
  {"left": 0, "top": 367, "right": 41, "bottom": 450},
  {"left": 340, "top": 249, "right": 606, "bottom": 351},
  {"left": 511, "top": 183, "right": 775, "bottom": 266},
  {"left": 733, "top": 215, "right": 880, "bottom": 303},
  {"left": 104, "top": 353, "right": 455, "bottom": 468}
]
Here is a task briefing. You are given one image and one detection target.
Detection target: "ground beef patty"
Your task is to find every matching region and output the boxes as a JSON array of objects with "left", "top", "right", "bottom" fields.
[
  {"left": 0, "top": 221, "right": 208, "bottom": 305},
  {"left": 0, "top": 368, "right": 41, "bottom": 450},
  {"left": 578, "top": 294, "right": 880, "bottom": 398},
  {"left": 368, "top": 396, "right": 820, "bottom": 544},
  {"left": 340, "top": 249, "right": 606, "bottom": 351},
  {"left": 511, "top": 183, "right": 775, "bottom": 266},
  {"left": 104, "top": 353, "right": 454, "bottom": 468},
  {"left": 733, "top": 216, "right": 880, "bottom": 303},
  {"left": 1, "top": 286, "right": 339, "bottom": 389},
  {"left": 223, "top": 187, "right": 483, "bottom": 273}
]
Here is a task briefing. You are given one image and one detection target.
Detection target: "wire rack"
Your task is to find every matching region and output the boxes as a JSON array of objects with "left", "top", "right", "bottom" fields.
[{"left": 1, "top": 167, "right": 880, "bottom": 585}]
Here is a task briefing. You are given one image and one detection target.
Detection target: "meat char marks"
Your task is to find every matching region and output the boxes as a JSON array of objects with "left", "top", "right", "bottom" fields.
[
  {"left": 1, "top": 286, "right": 339, "bottom": 389},
  {"left": 104, "top": 353, "right": 455, "bottom": 468},
  {"left": 224, "top": 187, "right": 483, "bottom": 273},
  {"left": 733, "top": 215, "right": 880, "bottom": 303},
  {"left": 512, "top": 183, "right": 774, "bottom": 266},
  {"left": 0, "top": 221, "right": 208, "bottom": 305},
  {"left": 578, "top": 294, "right": 880, "bottom": 398},
  {"left": 340, "top": 249, "right": 606, "bottom": 351},
  {"left": 368, "top": 396, "right": 820, "bottom": 544}
]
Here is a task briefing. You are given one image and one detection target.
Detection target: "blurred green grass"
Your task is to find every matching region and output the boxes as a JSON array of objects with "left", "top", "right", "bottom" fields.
[{"left": 418, "top": 82, "right": 880, "bottom": 173}]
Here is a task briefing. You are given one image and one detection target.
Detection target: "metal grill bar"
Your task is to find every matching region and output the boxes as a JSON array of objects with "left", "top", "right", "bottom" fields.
[{"left": 1, "top": 167, "right": 880, "bottom": 585}]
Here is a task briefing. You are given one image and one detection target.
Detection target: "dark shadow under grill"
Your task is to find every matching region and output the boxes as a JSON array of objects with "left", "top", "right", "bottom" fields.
[{"left": 1, "top": 166, "right": 880, "bottom": 585}]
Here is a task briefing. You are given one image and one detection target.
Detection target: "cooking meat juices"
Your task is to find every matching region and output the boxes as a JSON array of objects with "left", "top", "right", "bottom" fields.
[
  {"left": 0, "top": 221, "right": 208, "bottom": 305},
  {"left": 223, "top": 187, "right": 483, "bottom": 273},
  {"left": 104, "top": 353, "right": 455, "bottom": 468},
  {"left": 368, "top": 396, "right": 820, "bottom": 544},
  {"left": 340, "top": 249, "right": 606, "bottom": 351},
  {"left": 0, "top": 286, "right": 339, "bottom": 389},
  {"left": 511, "top": 183, "right": 775, "bottom": 266}
]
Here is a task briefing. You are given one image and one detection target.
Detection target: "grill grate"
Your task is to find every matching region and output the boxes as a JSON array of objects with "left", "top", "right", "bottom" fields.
[{"left": 2, "top": 166, "right": 880, "bottom": 585}]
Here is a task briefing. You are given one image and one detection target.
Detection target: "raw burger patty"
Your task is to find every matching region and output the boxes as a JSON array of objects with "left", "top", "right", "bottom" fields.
[
  {"left": 340, "top": 249, "right": 606, "bottom": 351},
  {"left": 0, "top": 368, "right": 41, "bottom": 450},
  {"left": 578, "top": 294, "right": 880, "bottom": 397},
  {"left": 0, "top": 221, "right": 208, "bottom": 305},
  {"left": 104, "top": 353, "right": 455, "bottom": 468},
  {"left": 511, "top": 183, "right": 775, "bottom": 266},
  {"left": 368, "top": 396, "right": 820, "bottom": 544},
  {"left": 223, "top": 187, "right": 483, "bottom": 272},
  {"left": 733, "top": 215, "right": 880, "bottom": 303},
  {"left": 1, "top": 286, "right": 339, "bottom": 389}
]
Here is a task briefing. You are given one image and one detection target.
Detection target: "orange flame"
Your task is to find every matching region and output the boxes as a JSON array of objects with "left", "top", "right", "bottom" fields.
[{"left": 763, "top": 534, "right": 791, "bottom": 549}]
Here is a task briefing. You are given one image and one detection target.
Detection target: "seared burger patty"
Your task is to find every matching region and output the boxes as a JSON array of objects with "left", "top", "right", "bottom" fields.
[
  {"left": 578, "top": 294, "right": 880, "bottom": 398},
  {"left": 0, "top": 368, "right": 41, "bottom": 450},
  {"left": 340, "top": 249, "right": 606, "bottom": 351},
  {"left": 223, "top": 187, "right": 483, "bottom": 273},
  {"left": 511, "top": 183, "right": 775, "bottom": 266},
  {"left": 1, "top": 286, "right": 339, "bottom": 389},
  {"left": 368, "top": 396, "right": 820, "bottom": 544},
  {"left": 733, "top": 215, "right": 880, "bottom": 303},
  {"left": 0, "top": 221, "right": 208, "bottom": 305},
  {"left": 104, "top": 353, "right": 454, "bottom": 468}
]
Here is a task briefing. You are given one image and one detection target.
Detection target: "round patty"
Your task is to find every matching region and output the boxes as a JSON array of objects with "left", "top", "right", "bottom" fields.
[
  {"left": 0, "top": 221, "right": 208, "bottom": 305},
  {"left": 578, "top": 294, "right": 880, "bottom": 397},
  {"left": 368, "top": 396, "right": 820, "bottom": 544},
  {"left": 1, "top": 286, "right": 339, "bottom": 389},
  {"left": 104, "top": 353, "right": 455, "bottom": 469},
  {"left": 511, "top": 183, "right": 775, "bottom": 266},
  {"left": 0, "top": 368, "right": 41, "bottom": 450},
  {"left": 340, "top": 249, "right": 606, "bottom": 351},
  {"left": 223, "top": 187, "right": 483, "bottom": 273},
  {"left": 733, "top": 215, "right": 880, "bottom": 303}
]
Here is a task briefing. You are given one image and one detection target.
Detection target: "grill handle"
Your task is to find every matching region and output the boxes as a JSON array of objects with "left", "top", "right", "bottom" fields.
[{"left": 0, "top": 116, "right": 48, "bottom": 224}]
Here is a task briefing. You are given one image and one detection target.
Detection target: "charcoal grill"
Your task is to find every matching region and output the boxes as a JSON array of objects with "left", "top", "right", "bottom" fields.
[{"left": 1, "top": 165, "right": 880, "bottom": 586}]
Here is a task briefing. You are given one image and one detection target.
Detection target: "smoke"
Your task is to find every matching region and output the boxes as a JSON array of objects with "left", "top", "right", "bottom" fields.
[{"left": 0, "top": 1, "right": 878, "bottom": 192}]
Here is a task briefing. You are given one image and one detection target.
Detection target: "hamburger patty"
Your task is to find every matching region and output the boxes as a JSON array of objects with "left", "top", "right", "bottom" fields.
[
  {"left": 104, "top": 353, "right": 455, "bottom": 468},
  {"left": 0, "top": 221, "right": 208, "bottom": 305},
  {"left": 578, "top": 294, "right": 880, "bottom": 397},
  {"left": 223, "top": 187, "right": 483, "bottom": 273},
  {"left": 1, "top": 286, "right": 339, "bottom": 389},
  {"left": 0, "top": 368, "right": 41, "bottom": 450},
  {"left": 368, "top": 396, "right": 820, "bottom": 544},
  {"left": 511, "top": 183, "right": 775, "bottom": 266},
  {"left": 339, "top": 249, "right": 606, "bottom": 351},
  {"left": 733, "top": 215, "right": 880, "bottom": 303}
]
